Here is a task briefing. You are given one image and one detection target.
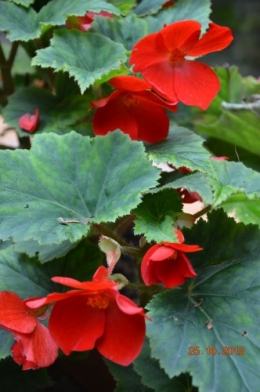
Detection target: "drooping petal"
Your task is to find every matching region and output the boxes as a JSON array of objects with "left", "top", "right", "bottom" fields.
[
  {"left": 109, "top": 76, "right": 152, "bottom": 92},
  {"left": 49, "top": 295, "right": 105, "bottom": 355},
  {"left": 141, "top": 62, "right": 178, "bottom": 102},
  {"left": 110, "top": 289, "right": 145, "bottom": 316},
  {"left": 161, "top": 20, "right": 201, "bottom": 51},
  {"left": 162, "top": 241, "right": 203, "bottom": 253},
  {"left": 51, "top": 276, "right": 116, "bottom": 291},
  {"left": 153, "top": 257, "right": 186, "bottom": 288},
  {"left": 149, "top": 245, "right": 175, "bottom": 261},
  {"left": 96, "top": 299, "right": 146, "bottom": 366},
  {"left": 173, "top": 60, "right": 220, "bottom": 109},
  {"left": 18, "top": 109, "right": 39, "bottom": 133},
  {"left": 12, "top": 321, "right": 58, "bottom": 370},
  {"left": 176, "top": 253, "right": 197, "bottom": 277},
  {"left": 187, "top": 23, "right": 233, "bottom": 57},
  {"left": 26, "top": 289, "right": 83, "bottom": 309},
  {"left": 129, "top": 97, "right": 170, "bottom": 143},
  {"left": 93, "top": 93, "right": 139, "bottom": 139},
  {"left": 0, "top": 292, "right": 36, "bottom": 333}
]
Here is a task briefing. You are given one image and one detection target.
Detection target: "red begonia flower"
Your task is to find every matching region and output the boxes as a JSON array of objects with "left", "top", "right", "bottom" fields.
[
  {"left": 141, "top": 230, "right": 202, "bottom": 288},
  {"left": 91, "top": 75, "right": 177, "bottom": 143},
  {"left": 18, "top": 108, "right": 39, "bottom": 133},
  {"left": 66, "top": 11, "right": 114, "bottom": 31},
  {"left": 27, "top": 266, "right": 147, "bottom": 366},
  {"left": 178, "top": 188, "right": 203, "bottom": 204},
  {"left": 129, "top": 20, "right": 233, "bottom": 109},
  {"left": 0, "top": 291, "right": 58, "bottom": 370}
]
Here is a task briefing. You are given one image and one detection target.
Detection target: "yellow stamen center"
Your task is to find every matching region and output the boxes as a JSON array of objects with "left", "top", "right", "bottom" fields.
[{"left": 87, "top": 293, "right": 110, "bottom": 309}]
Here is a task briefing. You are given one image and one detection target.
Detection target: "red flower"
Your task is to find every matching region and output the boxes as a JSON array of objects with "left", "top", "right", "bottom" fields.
[
  {"left": 27, "top": 266, "right": 147, "bottom": 366},
  {"left": 0, "top": 292, "right": 58, "bottom": 370},
  {"left": 129, "top": 20, "right": 233, "bottom": 109},
  {"left": 91, "top": 75, "right": 177, "bottom": 143},
  {"left": 18, "top": 108, "right": 39, "bottom": 133},
  {"left": 66, "top": 11, "right": 114, "bottom": 31},
  {"left": 141, "top": 230, "right": 202, "bottom": 288}
]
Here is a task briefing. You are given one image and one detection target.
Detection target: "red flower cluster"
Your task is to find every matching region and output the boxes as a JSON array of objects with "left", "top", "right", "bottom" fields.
[
  {"left": 0, "top": 292, "right": 58, "bottom": 370},
  {"left": 141, "top": 230, "right": 202, "bottom": 288},
  {"left": 0, "top": 267, "right": 147, "bottom": 369},
  {"left": 92, "top": 75, "right": 177, "bottom": 143},
  {"left": 18, "top": 108, "right": 39, "bottom": 133},
  {"left": 130, "top": 20, "right": 233, "bottom": 109}
]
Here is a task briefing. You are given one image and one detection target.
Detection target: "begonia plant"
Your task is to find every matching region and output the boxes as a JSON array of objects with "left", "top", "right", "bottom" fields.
[{"left": 0, "top": 0, "right": 260, "bottom": 391}]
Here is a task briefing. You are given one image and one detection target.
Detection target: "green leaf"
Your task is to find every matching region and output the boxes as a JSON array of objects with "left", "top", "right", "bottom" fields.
[
  {"left": 0, "top": 330, "right": 12, "bottom": 360},
  {"left": 133, "top": 0, "right": 211, "bottom": 33},
  {"left": 145, "top": 0, "right": 211, "bottom": 33},
  {"left": 2, "top": 86, "right": 88, "bottom": 136},
  {"left": 195, "top": 67, "right": 260, "bottom": 156},
  {"left": 219, "top": 194, "right": 260, "bottom": 228},
  {"left": 92, "top": 13, "right": 150, "bottom": 51},
  {"left": 146, "top": 125, "right": 216, "bottom": 177},
  {"left": 147, "top": 211, "right": 260, "bottom": 392},
  {"left": 134, "top": 190, "right": 182, "bottom": 243},
  {"left": 0, "top": 357, "right": 53, "bottom": 391},
  {"left": 109, "top": 0, "right": 136, "bottom": 14},
  {"left": 38, "top": 0, "right": 121, "bottom": 28},
  {"left": 156, "top": 172, "right": 214, "bottom": 205},
  {"left": 0, "top": 245, "right": 54, "bottom": 297},
  {"left": 9, "top": 0, "right": 34, "bottom": 6},
  {"left": 210, "top": 160, "right": 260, "bottom": 206},
  {"left": 132, "top": 0, "right": 167, "bottom": 15},
  {"left": 106, "top": 360, "right": 153, "bottom": 392},
  {"left": 0, "top": 1, "right": 40, "bottom": 41},
  {"left": 134, "top": 340, "right": 198, "bottom": 392},
  {"left": 32, "top": 30, "right": 127, "bottom": 93},
  {"left": 0, "top": 131, "right": 159, "bottom": 246}
]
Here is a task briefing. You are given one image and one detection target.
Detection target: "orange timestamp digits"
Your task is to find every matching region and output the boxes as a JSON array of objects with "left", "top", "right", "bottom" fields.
[{"left": 188, "top": 346, "right": 245, "bottom": 355}]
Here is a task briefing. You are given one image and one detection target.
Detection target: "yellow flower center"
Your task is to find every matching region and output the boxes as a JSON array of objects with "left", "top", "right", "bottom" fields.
[{"left": 87, "top": 293, "right": 110, "bottom": 309}]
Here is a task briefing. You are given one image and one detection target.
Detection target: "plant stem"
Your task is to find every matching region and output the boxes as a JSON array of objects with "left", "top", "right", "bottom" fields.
[
  {"left": 0, "top": 41, "right": 19, "bottom": 103},
  {"left": 192, "top": 205, "right": 211, "bottom": 220}
]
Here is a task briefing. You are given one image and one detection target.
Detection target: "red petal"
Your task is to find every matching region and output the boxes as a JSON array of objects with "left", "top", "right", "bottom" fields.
[
  {"left": 149, "top": 245, "right": 175, "bottom": 261},
  {"left": 93, "top": 94, "right": 139, "bottom": 139},
  {"left": 141, "top": 245, "right": 161, "bottom": 285},
  {"left": 176, "top": 253, "right": 197, "bottom": 277},
  {"left": 162, "top": 242, "right": 203, "bottom": 253},
  {"left": 153, "top": 258, "right": 186, "bottom": 288},
  {"left": 161, "top": 20, "right": 201, "bottom": 51},
  {"left": 26, "top": 289, "right": 83, "bottom": 308},
  {"left": 12, "top": 322, "right": 58, "bottom": 369},
  {"left": 110, "top": 289, "right": 145, "bottom": 316},
  {"left": 96, "top": 299, "right": 146, "bottom": 365},
  {"left": 18, "top": 109, "right": 39, "bottom": 133},
  {"left": 109, "top": 76, "right": 152, "bottom": 91},
  {"left": 187, "top": 23, "right": 233, "bottom": 57},
  {"left": 130, "top": 31, "right": 169, "bottom": 71},
  {"left": 49, "top": 295, "right": 105, "bottom": 355},
  {"left": 51, "top": 276, "right": 116, "bottom": 291},
  {"left": 173, "top": 60, "right": 220, "bottom": 109},
  {"left": 0, "top": 292, "right": 36, "bottom": 333},
  {"left": 174, "top": 229, "right": 185, "bottom": 244}
]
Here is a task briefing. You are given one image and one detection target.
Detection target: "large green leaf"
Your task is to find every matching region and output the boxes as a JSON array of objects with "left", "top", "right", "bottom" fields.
[
  {"left": 147, "top": 211, "right": 260, "bottom": 392},
  {"left": 134, "top": 340, "right": 198, "bottom": 392},
  {"left": 0, "top": 131, "right": 159, "bottom": 246},
  {"left": 9, "top": 0, "right": 34, "bottom": 6},
  {"left": 0, "top": 330, "right": 13, "bottom": 360},
  {"left": 92, "top": 13, "right": 150, "bottom": 51},
  {"left": 219, "top": 194, "right": 260, "bottom": 228},
  {"left": 132, "top": 0, "right": 211, "bottom": 34},
  {"left": 0, "top": 1, "right": 40, "bottom": 41},
  {"left": 195, "top": 67, "right": 260, "bottom": 156},
  {"left": 38, "top": 0, "right": 121, "bottom": 28},
  {"left": 146, "top": 125, "right": 216, "bottom": 177},
  {"left": 210, "top": 159, "right": 260, "bottom": 206},
  {"left": 2, "top": 86, "right": 88, "bottom": 136},
  {"left": 32, "top": 30, "right": 127, "bottom": 93},
  {"left": 109, "top": 0, "right": 136, "bottom": 14},
  {"left": 134, "top": 190, "right": 182, "bottom": 243}
]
